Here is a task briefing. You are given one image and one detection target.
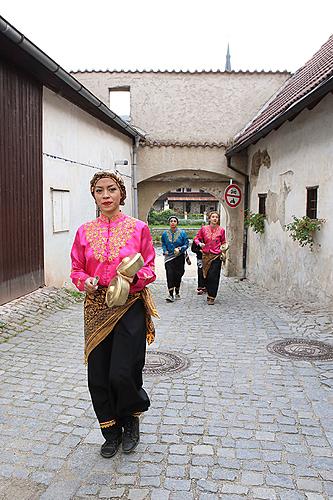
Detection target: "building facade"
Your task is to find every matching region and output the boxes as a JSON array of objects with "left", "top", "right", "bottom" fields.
[
  {"left": 226, "top": 35, "right": 333, "bottom": 304},
  {"left": 0, "top": 16, "right": 140, "bottom": 303},
  {"left": 73, "top": 69, "right": 290, "bottom": 276}
]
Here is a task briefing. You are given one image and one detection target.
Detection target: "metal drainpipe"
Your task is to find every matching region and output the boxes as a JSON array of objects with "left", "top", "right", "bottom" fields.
[
  {"left": 132, "top": 136, "right": 139, "bottom": 219},
  {"left": 227, "top": 157, "right": 249, "bottom": 279}
]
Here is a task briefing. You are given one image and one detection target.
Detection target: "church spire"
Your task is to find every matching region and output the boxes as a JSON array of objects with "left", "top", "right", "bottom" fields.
[{"left": 225, "top": 43, "right": 231, "bottom": 71}]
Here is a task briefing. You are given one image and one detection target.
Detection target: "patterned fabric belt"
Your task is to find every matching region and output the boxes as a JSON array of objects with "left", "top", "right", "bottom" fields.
[
  {"left": 202, "top": 252, "right": 221, "bottom": 279},
  {"left": 83, "top": 287, "right": 159, "bottom": 364}
]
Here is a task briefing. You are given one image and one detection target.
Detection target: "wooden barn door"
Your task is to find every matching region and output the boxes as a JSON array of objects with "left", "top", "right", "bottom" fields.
[{"left": 0, "top": 58, "right": 44, "bottom": 305}]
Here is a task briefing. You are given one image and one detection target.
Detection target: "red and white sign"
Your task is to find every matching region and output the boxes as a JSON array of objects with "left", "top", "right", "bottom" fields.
[{"left": 224, "top": 184, "right": 242, "bottom": 208}]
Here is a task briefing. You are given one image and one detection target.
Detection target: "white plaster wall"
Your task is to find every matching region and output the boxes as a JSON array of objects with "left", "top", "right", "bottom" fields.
[
  {"left": 73, "top": 71, "right": 289, "bottom": 143},
  {"left": 246, "top": 94, "right": 333, "bottom": 303},
  {"left": 43, "top": 88, "right": 133, "bottom": 288}
]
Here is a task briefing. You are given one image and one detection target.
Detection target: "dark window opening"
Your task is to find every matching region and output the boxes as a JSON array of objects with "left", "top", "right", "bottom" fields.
[
  {"left": 186, "top": 202, "right": 191, "bottom": 213},
  {"left": 200, "top": 204, "right": 206, "bottom": 214},
  {"left": 258, "top": 193, "right": 267, "bottom": 216},
  {"left": 306, "top": 187, "right": 318, "bottom": 219}
]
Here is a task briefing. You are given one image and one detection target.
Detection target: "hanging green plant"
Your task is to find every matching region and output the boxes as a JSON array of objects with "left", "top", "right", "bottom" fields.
[
  {"left": 244, "top": 210, "right": 265, "bottom": 234},
  {"left": 285, "top": 215, "right": 325, "bottom": 249}
]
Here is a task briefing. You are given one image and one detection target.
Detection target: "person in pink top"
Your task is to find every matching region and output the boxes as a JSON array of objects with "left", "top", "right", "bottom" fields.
[
  {"left": 194, "top": 211, "right": 226, "bottom": 305},
  {"left": 70, "top": 171, "right": 158, "bottom": 458}
]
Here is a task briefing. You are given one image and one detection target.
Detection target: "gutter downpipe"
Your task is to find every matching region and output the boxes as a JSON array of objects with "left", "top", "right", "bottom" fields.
[
  {"left": 132, "top": 136, "right": 139, "bottom": 219},
  {"left": 227, "top": 157, "right": 249, "bottom": 279}
]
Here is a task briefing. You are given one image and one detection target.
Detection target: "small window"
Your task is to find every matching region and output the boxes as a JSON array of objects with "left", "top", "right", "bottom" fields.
[
  {"left": 200, "top": 204, "right": 206, "bottom": 214},
  {"left": 176, "top": 188, "right": 182, "bottom": 192},
  {"left": 51, "top": 189, "right": 70, "bottom": 232},
  {"left": 258, "top": 193, "right": 267, "bottom": 216},
  {"left": 186, "top": 202, "right": 191, "bottom": 213},
  {"left": 169, "top": 202, "right": 174, "bottom": 209},
  {"left": 109, "top": 87, "right": 130, "bottom": 121},
  {"left": 186, "top": 187, "right": 191, "bottom": 192},
  {"left": 306, "top": 187, "right": 318, "bottom": 219}
]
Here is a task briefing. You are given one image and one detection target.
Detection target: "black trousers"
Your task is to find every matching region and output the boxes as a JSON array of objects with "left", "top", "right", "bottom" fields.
[
  {"left": 87, "top": 300, "right": 150, "bottom": 438},
  {"left": 165, "top": 254, "right": 185, "bottom": 291},
  {"left": 197, "top": 260, "right": 206, "bottom": 290},
  {"left": 206, "top": 258, "right": 222, "bottom": 298}
]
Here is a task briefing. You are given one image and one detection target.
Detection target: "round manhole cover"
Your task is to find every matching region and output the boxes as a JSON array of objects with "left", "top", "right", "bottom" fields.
[
  {"left": 144, "top": 350, "right": 190, "bottom": 375},
  {"left": 267, "top": 339, "right": 333, "bottom": 361}
]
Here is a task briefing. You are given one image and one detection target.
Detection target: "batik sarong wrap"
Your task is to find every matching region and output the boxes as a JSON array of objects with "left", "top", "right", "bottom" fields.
[
  {"left": 202, "top": 252, "right": 221, "bottom": 279},
  {"left": 84, "top": 286, "right": 159, "bottom": 364}
]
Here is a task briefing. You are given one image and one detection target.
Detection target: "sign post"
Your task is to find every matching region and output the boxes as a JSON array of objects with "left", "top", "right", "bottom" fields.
[{"left": 224, "top": 184, "right": 242, "bottom": 208}]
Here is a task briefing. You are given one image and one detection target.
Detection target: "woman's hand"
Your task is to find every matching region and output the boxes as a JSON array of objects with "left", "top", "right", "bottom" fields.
[
  {"left": 174, "top": 247, "right": 180, "bottom": 255},
  {"left": 84, "top": 277, "right": 98, "bottom": 294}
]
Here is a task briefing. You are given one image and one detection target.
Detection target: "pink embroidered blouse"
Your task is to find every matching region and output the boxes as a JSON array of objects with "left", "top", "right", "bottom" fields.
[
  {"left": 70, "top": 213, "right": 156, "bottom": 293},
  {"left": 194, "top": 225, "right": 226, "bottom": 254}
]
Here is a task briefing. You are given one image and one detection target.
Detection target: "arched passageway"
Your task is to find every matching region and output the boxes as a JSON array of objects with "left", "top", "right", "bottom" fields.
[{"left": 138, "top": 169, "right": 245, "bottom": 277}]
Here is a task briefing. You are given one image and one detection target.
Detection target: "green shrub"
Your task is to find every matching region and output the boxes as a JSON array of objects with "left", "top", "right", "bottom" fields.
[
  {"left": 148, "top": 209, "right": 176, "bottom": 225},
  {"left": 285, "top": 215, "right": 325, "bottom": 249},
  {"left": 244, "top": 210, "right": 265, "bottom": 234}
]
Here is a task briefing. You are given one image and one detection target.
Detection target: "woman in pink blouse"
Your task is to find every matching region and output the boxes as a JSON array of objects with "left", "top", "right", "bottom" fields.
[
  {"left": 71, "top": 171, "right": 158, "bottom": 459},
  {"left": 194, "top": 211, "right": 226, "bottom": 305}
]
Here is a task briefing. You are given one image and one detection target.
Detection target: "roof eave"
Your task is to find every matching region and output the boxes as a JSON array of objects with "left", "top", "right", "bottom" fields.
[
  {"left": 226, "top": 74, "right": 333, "bottom": 157},
  {"left": 0, "top": 16, "right": 143, "bottom": 141}
]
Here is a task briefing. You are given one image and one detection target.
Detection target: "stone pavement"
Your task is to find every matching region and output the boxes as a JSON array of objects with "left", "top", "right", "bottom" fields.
[{"left": 0, "top": 269, "right": 333, "bottom": 499}]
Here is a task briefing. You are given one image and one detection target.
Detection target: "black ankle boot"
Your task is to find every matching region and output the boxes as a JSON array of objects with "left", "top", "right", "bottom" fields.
[
  {"left": 122, "top": 416, "right": 140, "bottom": 453},
  {"left": 100, "top": 425, "right": 122, "bottom": 458}
]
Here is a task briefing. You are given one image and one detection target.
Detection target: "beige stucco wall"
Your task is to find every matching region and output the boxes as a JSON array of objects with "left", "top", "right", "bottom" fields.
[
  {"left": 73, "top": 71, "right": 290, "bottom": 143},
  {"left": 246, "top": 94, "right": 333, "bottom": 303},
  {"left": 71, "top": 70, "right": 289, "bottom": 279},
  {"left": 43, "top": 88, "right": 133, "bottom": 288}
]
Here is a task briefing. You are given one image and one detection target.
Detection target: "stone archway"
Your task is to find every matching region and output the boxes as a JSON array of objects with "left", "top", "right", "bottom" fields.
[{"left": 138, "top": 169, "right": 244, "bottom": 277}]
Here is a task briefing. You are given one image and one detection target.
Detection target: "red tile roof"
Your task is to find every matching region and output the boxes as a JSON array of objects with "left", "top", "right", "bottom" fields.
[
  {"left": 168, "top": 195, "right": 218, "bottom": 202},
  {"left": 227, "top": 34, "right": 333, "bottom": 155},
  {"left": 72, "top": 69, "right": 289, "bottom": 75},
  {"left": 141, "top": 140, "right": 226, "bottom": 149}
]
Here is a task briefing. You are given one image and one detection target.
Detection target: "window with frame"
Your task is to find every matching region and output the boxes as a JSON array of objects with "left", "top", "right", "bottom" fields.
[
  {"left": 200, "top": 204, "right": 206, "bottom": 214},
  {"left": 109, "top": 87, "right": 130, "bottom": 121},
  {"left": 51, "top": 188, "right": 70, "bottom": 232},
  {"left": 258, "top": 193, "right": 267, "bottom": 216},
  {"left": 306, "top": 186, "right": 318, "bottom": 219},
  {"left": 186, "top": 202, "right": 191, "bottom": 213}
]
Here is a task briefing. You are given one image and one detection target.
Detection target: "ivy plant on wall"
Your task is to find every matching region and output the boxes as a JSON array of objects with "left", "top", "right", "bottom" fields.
[
  {"left": 244, "top": 210, "right": 265, "bottom": 234},
  {"left": 285, "top": 215, "right": 325, "bottom": 250}
]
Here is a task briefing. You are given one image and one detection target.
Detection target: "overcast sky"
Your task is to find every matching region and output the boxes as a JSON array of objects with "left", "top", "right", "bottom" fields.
[{"left": 1, "top": 0, "right": 332, "bottom": 73}]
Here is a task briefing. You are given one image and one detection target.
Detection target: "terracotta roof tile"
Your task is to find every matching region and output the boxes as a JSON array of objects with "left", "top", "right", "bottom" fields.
[
  {"left": 72, "top": 69, "right": 289, "bottom": 75},
  {"left": 168, "top": 195, "right": 218, "bottom": 202},
  {"left": 141, "top": 140, "right": 226, "bottom": 149},
  {"left": 227, "top": 34, "right": 333, "bottom": 154}
]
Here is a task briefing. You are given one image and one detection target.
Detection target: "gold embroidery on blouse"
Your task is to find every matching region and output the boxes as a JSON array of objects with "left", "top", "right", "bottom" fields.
[
  {"left": 203, "top": 225, "right": 221, "bottom": 242},
  {"left": 84, "top": 217, "right": 137, "bottom": 262}
]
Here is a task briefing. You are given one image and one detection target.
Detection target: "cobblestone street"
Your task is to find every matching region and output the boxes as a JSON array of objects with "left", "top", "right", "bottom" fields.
[{"left": 0, "top": 265, "right": 333, "bottom": 499}]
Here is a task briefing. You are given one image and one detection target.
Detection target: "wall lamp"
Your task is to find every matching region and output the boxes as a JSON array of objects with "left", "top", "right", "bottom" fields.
[{"left": 114, "top": 160, "right": 129, "bottom": 166}]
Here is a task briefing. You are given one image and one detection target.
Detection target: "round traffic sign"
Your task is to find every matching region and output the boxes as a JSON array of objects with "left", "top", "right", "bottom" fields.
[{"left": 224, "top": 184, "right": 242, "bottom": 208}]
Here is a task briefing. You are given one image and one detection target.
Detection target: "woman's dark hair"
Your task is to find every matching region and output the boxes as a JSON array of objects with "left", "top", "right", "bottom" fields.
[
  {"left": 90, "top": 171, "right": 126, "bottom": 205},
  {"left": 168, "top": 216, "right": 179, "bottom": 223}
]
